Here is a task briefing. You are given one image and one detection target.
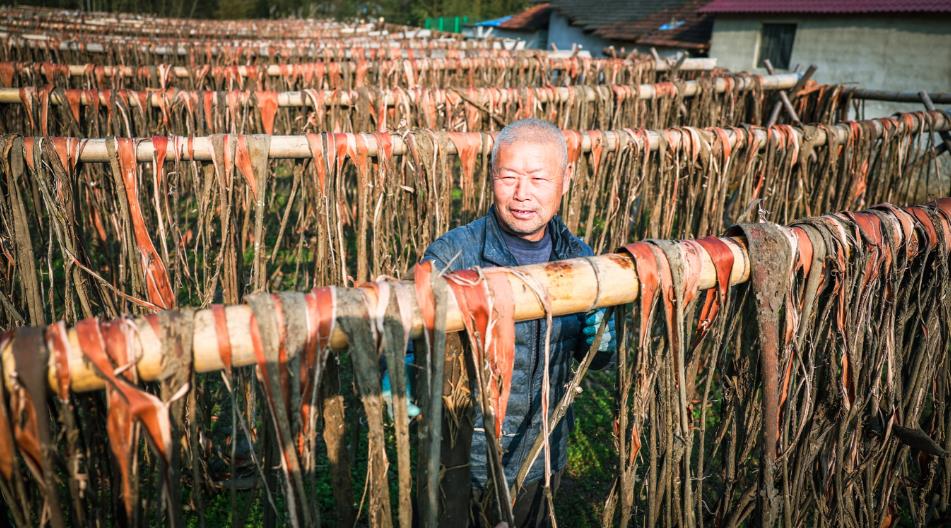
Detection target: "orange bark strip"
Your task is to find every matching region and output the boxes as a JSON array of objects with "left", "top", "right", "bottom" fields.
[
  {"left": 444, "top": 268, "right": 516, "bottom": 437},
  {"left": 619, "top": 242, "right": 661, "bottom": 348},
  {"left": 211, "top": 304, "right": 232, "bottom": 372},
  {"left": 114, "top": 138, "right": 176, "bottom": 310},
  {"left": 691, "top": 237, "right": 735, "bottom": 347},
  {"left": 256, "top": 90, "right": 279, "bottom": 134}
]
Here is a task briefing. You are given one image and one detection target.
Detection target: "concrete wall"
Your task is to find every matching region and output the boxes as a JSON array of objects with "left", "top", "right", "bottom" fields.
[
  {"left": 547, "top": 11, "right": 611, "bottom": 55},
  {"left": 707, "top": 15, "right": 951, "bottom": 118},
  {"left": 464, "top": 27, "right": 546, "bottom": 49},
  {"left": 494, "top": 28, "right": 547, "bottom": 49},
  {"left": 546, "top": 12, "right": 687, "bottom": 58}
]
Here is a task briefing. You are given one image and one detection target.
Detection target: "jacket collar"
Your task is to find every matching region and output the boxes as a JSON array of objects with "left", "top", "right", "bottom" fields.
[{"left": 482, "top": 205, "right": 582, "bottom": 267}]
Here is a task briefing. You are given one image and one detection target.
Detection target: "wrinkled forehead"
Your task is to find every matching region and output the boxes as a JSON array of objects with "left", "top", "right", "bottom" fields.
[
  {"left": 494, "top": 133, "right": 568, "bottom": 171},
  {"left": 495, "top": 141, "right": 567, "bottom": 174}
]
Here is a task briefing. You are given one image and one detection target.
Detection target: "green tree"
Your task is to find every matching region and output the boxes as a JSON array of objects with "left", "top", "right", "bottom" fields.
[{"left": 2, "top": 0, "right": 532, "bottom": 23}]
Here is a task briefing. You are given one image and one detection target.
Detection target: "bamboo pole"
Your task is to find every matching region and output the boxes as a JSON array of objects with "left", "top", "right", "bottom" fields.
[
  {"left": 0, "top": 31, "right": 546, "bottom": 55},
  {"left": 0, "top": 73, "right": 801, "bottom": 108},
  {"left": 844, "top": 87, "right": 951, "bottom": 105},
  {"left": 1, "top": 6, "right": 367, "bottom": 36},
  {"left": 0, "top": 56, "right": 715, "bottom": 81},
  {"left": 0, "top": 236, "right": 750, "bottom": 394},
  {"left": 0, "top": 20, "right": 379, "bottom": 40},
  {"left": 19, "top": 110, "right": 947, "bottom": 163}
]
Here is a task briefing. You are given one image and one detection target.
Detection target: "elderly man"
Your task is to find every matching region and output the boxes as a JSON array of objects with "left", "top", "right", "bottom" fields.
[{"left": 421, "top": 119, "right": 615, "bottom": 527}]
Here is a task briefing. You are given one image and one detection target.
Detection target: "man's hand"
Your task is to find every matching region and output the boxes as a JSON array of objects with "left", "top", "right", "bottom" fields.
[
  {"left": 582, "top": 308, "right": 615, "bottom": 352},
  {"left": 381, "top": 352, "right": 421, "bottom": 419}
]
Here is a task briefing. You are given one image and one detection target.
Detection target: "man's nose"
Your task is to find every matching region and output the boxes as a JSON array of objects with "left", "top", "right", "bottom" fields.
[{"left": 513, "top": 177, "right": 531, "bottom": 201}]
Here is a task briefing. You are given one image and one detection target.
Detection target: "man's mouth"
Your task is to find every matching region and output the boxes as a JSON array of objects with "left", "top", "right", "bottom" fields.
[{"left": 509, "top": 208, "right": 535, "bottom": 220}]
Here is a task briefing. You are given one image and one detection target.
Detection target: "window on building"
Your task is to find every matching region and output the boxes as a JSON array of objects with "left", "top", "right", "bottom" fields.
[{"left": 758, "top": 23, "right": 796, "bottom": 69}]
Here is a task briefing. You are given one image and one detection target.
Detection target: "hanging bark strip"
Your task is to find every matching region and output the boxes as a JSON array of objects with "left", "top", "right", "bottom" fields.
[
  {"left": 691, "top": 237, "right": 735, "bottom": 349},
  {"left": 36, "top": 137, "right": 97, "bottom": 322},
  {"left": 612, "top": 241, "right": 664, "bottom": 528},
  {"left": 413, "top": 260, "right": 449, "bottom": 528},
  {"left": 208, "top": 133, "right": 241, "bottom": 304},
  {"left": 359, "top": 279, "right": 415, "bottom": 528},
  {"left": 443, "top": 267, "right": 517, "bottom": 525},
  {"left": 246, "top": 292, "right": 316, "bottom": 527},
  {"left": 726, "top": 222, "right": 796, "bottom": 526},
  {"left": 334, "top": 287, "right": 393, "bottom": 528},
  {"left": 236, "top": 134, "right": 272, "bottom": 291},
  {"left": 151, "top": 308, "right": 195, "bottom": 527},
  {"left": 106, "top": 137, "right": 175, "bottom": 310},
  {"left": 298, "top": 287, "right": 335, "bottom": 474},
  {"left": 7, "top": 328, "right": 66, "bottom": 527},
  {"left": 0, "top": 136, "right": 43, "bottom": 326},
  {"left": 1, "top": 13, "right": 950, "bottom": 521},
  {"left": 72, "top": 317, "right": 175, "bottom": 523},
  {"left": 0, "top": 52, "right": 707, "bottom": 90}
]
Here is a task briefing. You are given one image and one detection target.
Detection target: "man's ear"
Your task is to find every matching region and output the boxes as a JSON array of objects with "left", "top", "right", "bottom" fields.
[{"left": 561, "top": 163, "right": 574, "bottom": 195}]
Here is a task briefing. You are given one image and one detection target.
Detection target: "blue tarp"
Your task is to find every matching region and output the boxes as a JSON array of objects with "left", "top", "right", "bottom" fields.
[{"left": 474, "top": 15, "right": 513, "bottom": 27}]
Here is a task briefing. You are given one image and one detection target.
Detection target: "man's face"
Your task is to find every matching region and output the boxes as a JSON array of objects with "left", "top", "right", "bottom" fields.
[{"left": 492, "top": 138, "right": 571, "bottom": 241}]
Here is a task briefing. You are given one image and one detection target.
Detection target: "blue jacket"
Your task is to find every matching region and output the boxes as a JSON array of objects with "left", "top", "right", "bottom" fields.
[{"left": 422, "top": 206, "right": 605, "bottom": 487}]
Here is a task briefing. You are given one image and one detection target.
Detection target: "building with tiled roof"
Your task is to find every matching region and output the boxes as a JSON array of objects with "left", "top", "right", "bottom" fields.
[
  {"left": 545, "top": 0, "right": 712, "bottom": 53},
  {"left": 700, "top": 0, "right": 951, "bottom": 14},
  {"left": 474, "top": 0, "right": 714, "bottom": 57},
  {"left": 498, "top": 3, "right": 553, "bottom": 32},
  {"left": 702, "top": 0, "right": 951, "bottom": 117},
  {"left": 469, "top": 3, "right": 552, "bottom": 48}
]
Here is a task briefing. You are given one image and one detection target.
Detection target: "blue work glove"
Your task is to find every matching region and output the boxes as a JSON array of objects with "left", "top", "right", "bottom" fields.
[
  {"left": 381, "top": 352, "right": 421, "bottom": 420},
  {"left": 583, "top": 309, "right": 615, "bottom": 352}
]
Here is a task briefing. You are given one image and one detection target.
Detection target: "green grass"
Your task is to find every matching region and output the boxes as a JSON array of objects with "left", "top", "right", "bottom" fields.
[{"left": 557, "top": 370, "right": 617, "bottom": 526}]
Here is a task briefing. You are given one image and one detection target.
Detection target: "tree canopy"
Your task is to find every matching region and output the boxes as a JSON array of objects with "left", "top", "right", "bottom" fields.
[{"left": 3, "top": 0, "right": 531, "bottom": 25}]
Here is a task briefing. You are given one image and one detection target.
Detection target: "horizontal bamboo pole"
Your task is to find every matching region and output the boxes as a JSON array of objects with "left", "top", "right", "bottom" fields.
[
  {"left": 0, "top": 21, "right": 379, "bottom": 40},
  {"left": 0, "top": 27, "right": 379, "bottom": 42},
  {"left": 0, "top": 236, "right": 751, "bottom": 394},
  {"left": 844, "top": 87, "right": 951, "bottom": 105},
  {"left": 0, "top": 73, "right": 800, "bottom": 108},
  {"left": 1, "top": 10, "right": 425, "bottom": 40},
  {"left": 0, "top": 57, "right": 715, "bottom": 80},
  {"left": 0, "top": 31, "right": 521, "bottom": 55},
  {"left": 24, "top": 110, "right": 948, "bottom": 163}
]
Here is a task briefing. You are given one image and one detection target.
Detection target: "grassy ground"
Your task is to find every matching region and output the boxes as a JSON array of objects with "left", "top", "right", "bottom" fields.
[{"left": 556, "top": 369, "right": 617, "bottom": 526}]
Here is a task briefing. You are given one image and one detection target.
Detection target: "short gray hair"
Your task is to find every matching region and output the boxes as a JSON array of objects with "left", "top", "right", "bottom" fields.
[{"left": 490, "top": 119, "right": 568, "bottom": 174}]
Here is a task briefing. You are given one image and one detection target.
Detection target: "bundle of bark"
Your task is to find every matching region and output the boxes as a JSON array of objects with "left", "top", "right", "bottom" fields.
[{"left": 608, "top": 198, "right": 951, "bottom": 527}]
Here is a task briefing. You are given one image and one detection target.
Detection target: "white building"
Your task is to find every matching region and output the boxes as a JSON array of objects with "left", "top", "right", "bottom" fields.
[{"left": 702, "top": 0, "right": 951, "bottom": 117}]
